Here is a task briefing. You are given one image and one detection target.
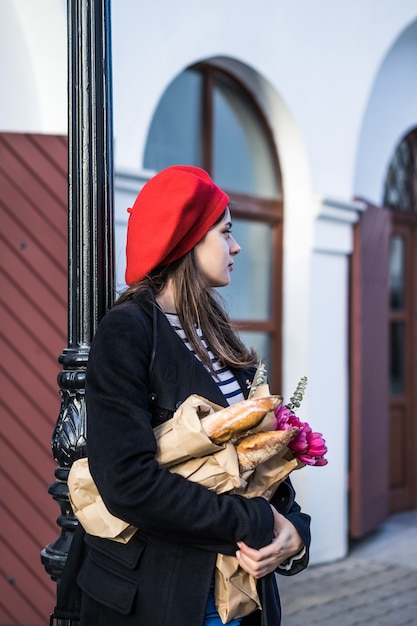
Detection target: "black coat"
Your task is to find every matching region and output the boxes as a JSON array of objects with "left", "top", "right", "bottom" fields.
[{"left": 78, "top": 290, "right": 311, "bottom": 626}]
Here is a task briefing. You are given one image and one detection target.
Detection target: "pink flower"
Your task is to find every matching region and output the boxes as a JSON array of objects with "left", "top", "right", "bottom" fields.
[
  {"left": 273, "top": 405, "right": 300, "bottom": 430},
  {"left": 273, "top": 404, "right": 328, "bottom": 467}
]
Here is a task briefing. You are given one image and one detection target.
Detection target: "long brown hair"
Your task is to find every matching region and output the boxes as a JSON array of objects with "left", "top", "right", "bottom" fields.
[{"left": 115, "top": 252, "right": 257, "bottom": 372}]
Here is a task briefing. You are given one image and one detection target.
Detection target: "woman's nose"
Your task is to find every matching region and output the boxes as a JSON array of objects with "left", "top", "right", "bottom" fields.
[{"left": 230, "top": 236, "right": 241, "bottom": 255}]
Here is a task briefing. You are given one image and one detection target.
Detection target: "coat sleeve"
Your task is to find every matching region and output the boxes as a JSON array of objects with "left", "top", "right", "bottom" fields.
[
  {"left": 85, "top": 303, "right": 274, "bottom": 555},
  {"left": 270, "top": 478, "right": 311, "bottom": 575}
]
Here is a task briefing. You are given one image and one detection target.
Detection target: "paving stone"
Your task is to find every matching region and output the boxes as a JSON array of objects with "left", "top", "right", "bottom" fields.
[{"left": 278, "top": 509, "right": 417, "bottom": 626}]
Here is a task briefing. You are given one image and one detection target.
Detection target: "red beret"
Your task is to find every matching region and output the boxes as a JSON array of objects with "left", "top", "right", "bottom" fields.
[{"left": 125, "top": 165, "right": 230, "bottom": 285}]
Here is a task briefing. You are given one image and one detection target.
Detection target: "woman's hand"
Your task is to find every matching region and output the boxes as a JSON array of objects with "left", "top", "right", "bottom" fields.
[{"left": 235, "top": 505, "right": 304, "bottom": 578}]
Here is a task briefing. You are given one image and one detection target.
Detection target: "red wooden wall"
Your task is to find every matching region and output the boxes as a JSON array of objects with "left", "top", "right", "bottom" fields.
[{"left": 0, "top": 132, "right": 68, "bottom": 625}]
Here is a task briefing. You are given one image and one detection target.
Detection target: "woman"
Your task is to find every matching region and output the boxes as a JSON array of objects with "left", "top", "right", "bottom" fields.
[{"left": 78, "top": 165, "right": 311, "bottom": 626}]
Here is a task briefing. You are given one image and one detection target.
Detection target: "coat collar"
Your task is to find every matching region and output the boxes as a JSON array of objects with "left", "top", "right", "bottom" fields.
[{"left": 132, "top": 289, "right": 256, "bottom": 409}]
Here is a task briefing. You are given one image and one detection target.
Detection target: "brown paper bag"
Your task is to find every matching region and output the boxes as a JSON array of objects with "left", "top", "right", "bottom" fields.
[
  {"left": 215, "top": 554, "right": 261, "bottom": 623},
  {"left": 212, "top": 451, "right": 305, "bottom": 622},
  {"left": 68, "top": 395, "right": 245, "bottom": 542},
  {"left": 68, "top": 392, "right": 300, "bottom": 623},
  {"left": 154, "top": 394, "right": 225, "bottom": 466},
  {"left": 68, "top": 457, "right": 137, "bottom": 543},
  {"left": 239, "top": 449, "right": 304, "bottom": 500},
  {"left": 169, "top": 444, "right": 245, "bottom": 492}
]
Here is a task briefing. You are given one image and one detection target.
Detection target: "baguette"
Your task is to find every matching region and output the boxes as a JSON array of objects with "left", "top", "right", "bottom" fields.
[
  {"left": 236, "top": 428, "right": 299, "bottom": 471},
  {"left": 201, "top": 396, "right": 281, "bottom": 444}
]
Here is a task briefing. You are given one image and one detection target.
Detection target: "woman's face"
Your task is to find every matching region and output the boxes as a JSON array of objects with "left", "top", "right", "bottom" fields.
[{"left": 194, "top": 208, "right": 241, "bottom": 287}]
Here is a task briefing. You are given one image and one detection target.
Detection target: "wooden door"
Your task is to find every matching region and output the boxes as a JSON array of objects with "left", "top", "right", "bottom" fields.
[
  {"left": 383, "top": 128, "right": 417, "bottom": 513},
  {"left": 349, "top": 202, "right": 391, "bottom": 537},
  {"left": 388, "top": 218, "right": 417, "bottom": 511}
]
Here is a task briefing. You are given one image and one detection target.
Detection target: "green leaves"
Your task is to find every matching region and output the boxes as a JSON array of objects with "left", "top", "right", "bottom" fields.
[{"left": 286, "top": 376, "right": 308, "bottom": 412}]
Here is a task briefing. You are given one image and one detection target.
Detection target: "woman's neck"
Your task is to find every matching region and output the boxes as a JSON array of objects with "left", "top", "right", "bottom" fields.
[{"left": 156, "top": 281, "right": 176, "bottom": 313}]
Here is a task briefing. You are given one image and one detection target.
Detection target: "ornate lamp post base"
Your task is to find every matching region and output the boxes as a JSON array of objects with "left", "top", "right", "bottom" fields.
[{"left": 41, "top": 1, "right": 114, "bottom": 622}]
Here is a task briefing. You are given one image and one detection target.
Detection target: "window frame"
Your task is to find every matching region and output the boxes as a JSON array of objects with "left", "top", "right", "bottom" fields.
[
  {"left": 146, "top": 61, "right": 284, "bottom": 389},
  {"left": 194, "top": 63, "right": 283, "bottom": 390}
]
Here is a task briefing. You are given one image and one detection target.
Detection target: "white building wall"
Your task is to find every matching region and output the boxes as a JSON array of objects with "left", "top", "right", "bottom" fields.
[
  {"left": 0, "top": 0, "right": 67, "bottom": 134},
  {"left": 303, "top": 197, "right": 365, "bottom": 562},
  {"left": 355, "top": 19, "right": 417, "bottom": 203},
  {"left": 111, "top": 0, "right": 417, "bottom": 198},
  {"left": 2, "top": 0, "right": 417, "bottom": 565}
]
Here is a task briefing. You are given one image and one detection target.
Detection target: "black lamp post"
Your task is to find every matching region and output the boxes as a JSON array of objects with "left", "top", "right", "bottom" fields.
[{"left": 41, "top": 0, "right": 114, "bottom": 621}]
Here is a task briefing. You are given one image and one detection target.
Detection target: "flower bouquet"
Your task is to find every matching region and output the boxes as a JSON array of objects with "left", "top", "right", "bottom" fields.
[{"left": 233, "top": 368, "right": 327, "bottom": 501}]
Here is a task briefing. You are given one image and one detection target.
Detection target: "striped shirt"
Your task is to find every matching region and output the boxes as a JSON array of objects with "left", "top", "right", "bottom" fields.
[{"left": 165, "top": 313, "right": 245, "bottom": 405}]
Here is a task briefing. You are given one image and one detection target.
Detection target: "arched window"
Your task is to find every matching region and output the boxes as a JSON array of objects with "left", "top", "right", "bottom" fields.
[
  {"left": 144, "top": 64, "right": 283, "bottom": 388},
  {"left": 384, "top": 128, "right": 417, "bottom": 510},
  {"left": 384, "top": 130, "right": 417, "bottom": 212}
]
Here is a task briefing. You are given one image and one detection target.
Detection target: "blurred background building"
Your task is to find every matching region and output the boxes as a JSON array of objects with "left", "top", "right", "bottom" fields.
[{"left": 1, "top": 0, "right": 417, "bottom": 623}]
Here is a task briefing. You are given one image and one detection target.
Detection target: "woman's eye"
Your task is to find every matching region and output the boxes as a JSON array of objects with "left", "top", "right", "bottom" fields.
[{"left": 223, "top": 229, "right": 232, "bottom": 238}]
